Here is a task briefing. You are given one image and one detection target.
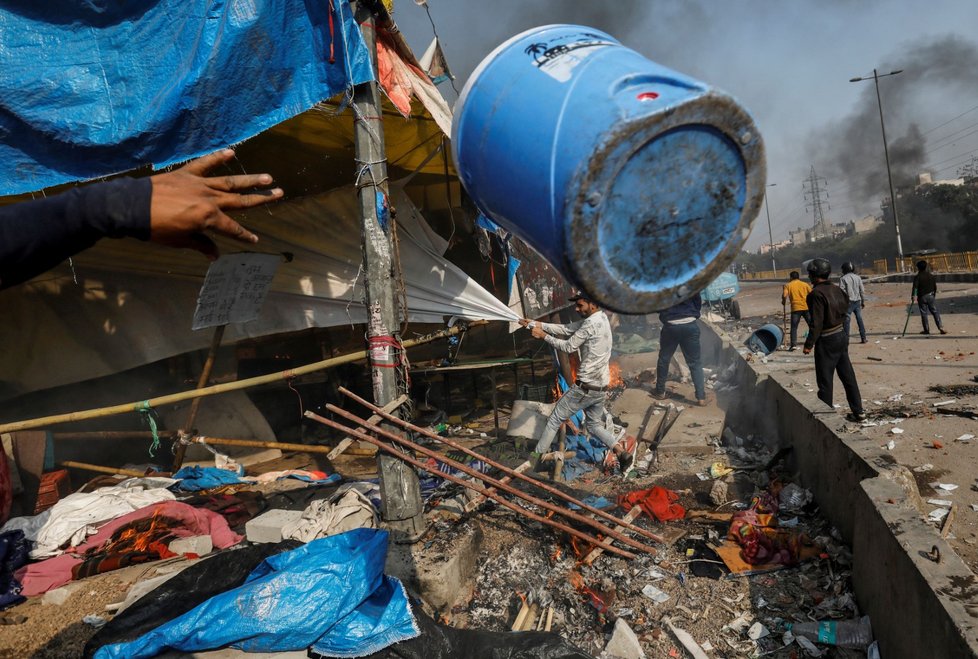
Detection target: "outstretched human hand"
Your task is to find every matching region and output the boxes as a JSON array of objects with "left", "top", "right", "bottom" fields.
[
  {"left": 531, "top": 325, "right": 547, "bottom": 340},
  {"left": 149, "top": 149, "right": 283, "bottom": 260}
]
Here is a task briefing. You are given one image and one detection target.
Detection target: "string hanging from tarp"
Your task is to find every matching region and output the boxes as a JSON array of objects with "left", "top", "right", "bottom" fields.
[{"left": 135, "top": 402, "right": 161, "bottom": 458}]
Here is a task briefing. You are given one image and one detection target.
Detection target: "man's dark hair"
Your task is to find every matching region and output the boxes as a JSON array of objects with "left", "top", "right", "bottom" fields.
[
  {"left": 789, "top": 271, "right": 800, "bottom": 280},
  {"left": 916, "top": 260, "right": 928, "bottom": 271}
]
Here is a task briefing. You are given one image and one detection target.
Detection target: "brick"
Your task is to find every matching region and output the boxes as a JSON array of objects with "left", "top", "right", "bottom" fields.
[{"left": 245, "top": 509, "right": 304, "bottom": 544}]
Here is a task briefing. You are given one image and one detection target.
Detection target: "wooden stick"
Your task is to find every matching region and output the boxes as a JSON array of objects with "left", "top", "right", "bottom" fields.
[
  {"left": 583, "top": 506, "right": 643, "bottom": 565},
  {"left": 60, "top": 461, "right": 157, "bottom": 478},
  {"left": 544, "top": 606, "right": 554, "bottom": 632},
  {"left": 942, "top": 504, "right": 957, "bottom": 539},
  {"left": 338, "top": 387, "right": 663, "bottom": 544},
  {"left": 0, "top": 322, "right": 479, "bottom": 434},
  {"left": 52, "top": 431, "right": 178, "bottom": 441},
  {"left": 511, "top": 601, "right": 530, "bottom": 632},
  {"left": 323, "top": 404, "right": 657, "bottom": 555},
  {"left": 172, "top": 324, "right": 226, "bottom": 471},
  {"left": 305, "top": 411, "right": 636, "bottom": 560},
  {"left": 326, "top": 394, "right": 408, "bottom": 460},
  {"left": 463, "top": 460, "right": 531, "bottom": 513}
]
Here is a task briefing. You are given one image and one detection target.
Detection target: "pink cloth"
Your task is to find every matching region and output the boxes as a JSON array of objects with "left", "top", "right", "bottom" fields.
[{"left": 16, "top": 500, "right": 241, "bottom": 596}]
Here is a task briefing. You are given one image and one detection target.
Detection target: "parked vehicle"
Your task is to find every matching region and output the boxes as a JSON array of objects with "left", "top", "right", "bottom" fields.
[{"left": 701, "top": 272, "right": 741, "bottom": 319}]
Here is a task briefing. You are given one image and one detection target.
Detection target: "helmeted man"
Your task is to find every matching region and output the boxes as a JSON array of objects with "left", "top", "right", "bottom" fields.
[{"left": 803, "top": 258, "right": 865, "bottom": 422}]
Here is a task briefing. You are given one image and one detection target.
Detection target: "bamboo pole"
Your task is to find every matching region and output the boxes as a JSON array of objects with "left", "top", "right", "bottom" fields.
[
  {"left": 0, "top": 322, "right": 480, "bottom": 435},
  {"left": 172, "top": 325, "right": 226, "bottom": 471},
  {"left": 305, "top": 410, "right": 636, "bottom": 560},
  {"left": 338, "top": 387, "right": 663, "bottom": 545},
  {"left": 52, "top": 431, "right": 178, "bottom": 441},
  {"left": 193, "top": 435, "right": 377, "bottom": 458},
  {"left": 60, "top": 461, "right": 155, "bottom": 478},
  {"left": 322, "top": 404, "right": 657, "bottom": 555}
]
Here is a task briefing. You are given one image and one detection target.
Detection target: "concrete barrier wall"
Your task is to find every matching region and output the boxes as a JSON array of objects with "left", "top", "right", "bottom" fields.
[{"left": 702, "top": 321, "right": 978, "bottom": 659}]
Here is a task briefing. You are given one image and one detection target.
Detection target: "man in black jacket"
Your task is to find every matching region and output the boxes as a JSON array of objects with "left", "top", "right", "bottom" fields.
[
  {"left": 0, "top": 149, "right": 282, "bottom": 290},
  {"left": 913, "top": 260, "right": 948, "bottom": 335},
  {"left": 803, "top": 258, "right": 865, "bottom": 422}
]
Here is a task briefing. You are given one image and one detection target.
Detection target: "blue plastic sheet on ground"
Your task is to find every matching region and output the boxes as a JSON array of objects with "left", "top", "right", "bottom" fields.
[
  {"left": 0, "top": 0, "right": 373, "bottom": 195},
  {"left": 560, "top": 432, "right": 608, "bottom": 482},
  {"left": 94, "top": 528, "right": 418, "bottom": 659}
]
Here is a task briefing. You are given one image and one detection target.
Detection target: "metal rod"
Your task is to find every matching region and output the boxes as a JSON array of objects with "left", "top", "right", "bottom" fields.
[
  {"left": 305, "top": 410, "right": 636, "bottom": 560},
  {"left": 873, "top": 68, "right": 904, "bottom": 262},
  {"left": 338, "top": 386, "right": 663, "bottom": 544},
  {"left": 172, "top": 324, "right": 226, "bottom": 471},
  {"left": 0, "top": 322, "right": 478, "bottom": 435},
  {"left": 323, "top": 403, "right": 657, "bottom": 555}
]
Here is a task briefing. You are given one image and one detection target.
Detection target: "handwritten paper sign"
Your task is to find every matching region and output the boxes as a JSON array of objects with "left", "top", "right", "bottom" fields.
[{"left": 192, "top": 253, "right": 279, "bottom": 330}]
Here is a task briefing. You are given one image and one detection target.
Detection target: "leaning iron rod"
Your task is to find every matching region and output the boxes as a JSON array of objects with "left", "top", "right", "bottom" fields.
[
  {"left": 338, "top": 386, "right": 663, "bottom": 544},
  {"left": 305, "top": 410, "right": 636, "bottom": 559},
  {"left": 324, "top": 404, "right": 656, "bottom": 556}
]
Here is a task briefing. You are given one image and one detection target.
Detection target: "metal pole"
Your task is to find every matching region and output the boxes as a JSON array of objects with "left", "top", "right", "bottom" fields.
[
  {"left": 351, "top": 0, "right": 424, "bottom": 542},
  {"left": 873, "top": 69, "right": 905, "bottom": 263},
  {"left": 764, "top": 188, "right": 777, "bottom": 276}
]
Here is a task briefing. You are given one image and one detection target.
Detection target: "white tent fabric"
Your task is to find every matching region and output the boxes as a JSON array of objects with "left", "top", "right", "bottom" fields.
[{"left": 0, "top": 185, "right": 517, "bottom": 399}]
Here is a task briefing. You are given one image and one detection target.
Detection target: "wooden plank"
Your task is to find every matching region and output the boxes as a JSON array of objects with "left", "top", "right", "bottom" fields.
[
  {"left": 326, "top": 394, "right": 408, "bottom": 460},
  {"left": 942, "top": 504, "right": 957, "bottom": 539},
  {"left": 544, "top": 606, "right": 554, "bottom": 632},
  {"left": 583, "top": 507, "right": 643, "bottom": 565},
  {"left": 511, "top": 600, "right": 531, "bottom": 632}
]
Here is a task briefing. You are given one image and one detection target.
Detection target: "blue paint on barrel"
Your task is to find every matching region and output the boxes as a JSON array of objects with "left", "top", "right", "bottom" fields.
[
  {"left": 452, "top": 25, "right": 766, "bottom": 313},
  {"left": 746, "top": 324, "right": 784, "bottom": 355}
]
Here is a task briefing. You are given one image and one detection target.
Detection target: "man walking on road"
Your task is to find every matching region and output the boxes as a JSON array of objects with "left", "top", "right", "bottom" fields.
[
  {"left": 839, "top": 262, "right": 868, "bottom": 343},
  {"left": 913, "top": 260, "right": 948, "bottom": 335},
  {"left": 520, "top": 294, "right": 633, "bottom": 474},
  {"left": 782, "top": 271, "right": 812, "bottom": 351},
  {"left": 803, "top": 258, "right": 865, "bottom": 422},
  {"left": 652, "top": 294, "right": 707, "bottom": 406}
]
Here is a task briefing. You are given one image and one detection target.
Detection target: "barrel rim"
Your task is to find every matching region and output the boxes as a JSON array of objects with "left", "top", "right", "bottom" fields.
[{"left": 566, "top": 91, "right": 767, "bottom": 313}]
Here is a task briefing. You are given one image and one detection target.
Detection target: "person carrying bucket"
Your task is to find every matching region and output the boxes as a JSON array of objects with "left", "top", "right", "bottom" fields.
[
  {"left": 781, "top": 271, "right": 812, "bottom": 351},
  {"left": 803, "top": 259, "right": 865, "bottom": 423},
  {"left": 519, "top": 294, "right": 634, "bottom": 475}
]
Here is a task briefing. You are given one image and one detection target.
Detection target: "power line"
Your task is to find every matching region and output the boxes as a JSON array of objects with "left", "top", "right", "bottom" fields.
[{"left": 922, "top": 103, "right": 978, "bottom": 136}]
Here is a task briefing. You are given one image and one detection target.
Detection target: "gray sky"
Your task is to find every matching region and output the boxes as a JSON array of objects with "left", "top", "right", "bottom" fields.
[{"left": 394, "top": 1, "right": 978, "bottom": 251}]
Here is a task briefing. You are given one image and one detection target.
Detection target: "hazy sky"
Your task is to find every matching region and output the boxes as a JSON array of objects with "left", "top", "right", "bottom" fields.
[{"left": 394, "top": 1, "right": 978, "bottom": 251}]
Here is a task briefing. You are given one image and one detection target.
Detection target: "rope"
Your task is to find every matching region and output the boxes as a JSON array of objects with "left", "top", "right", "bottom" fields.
[{"left": 134, "top": 401, "right": 161, "bottom": 457}]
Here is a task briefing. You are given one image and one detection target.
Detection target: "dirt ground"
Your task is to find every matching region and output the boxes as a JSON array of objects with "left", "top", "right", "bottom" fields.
[{"left": 733, "top": 278, "right": 978, "bottom": 573}]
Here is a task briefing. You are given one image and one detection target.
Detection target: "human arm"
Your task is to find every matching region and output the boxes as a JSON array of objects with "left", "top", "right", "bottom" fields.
[
  {"left": 0, "top": 149, "right": 281, "bottom": 290},
  {"left": 803, "top": 292, "right": 825, "bottom": 352},
  {"left": 859, "top": 277, "right": 866, "bottom": 308},
  {"left": 534, "top": 319, "right": 584, "bottom": 337},
  {"left": 541, "top": 321, "right": 593, "bottom": 354},
  {"left": 781, "top": 284, "right": 788, "bottom": 306}
]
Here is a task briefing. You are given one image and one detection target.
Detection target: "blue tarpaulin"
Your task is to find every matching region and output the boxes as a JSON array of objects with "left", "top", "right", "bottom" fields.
[
  {"left": 0, "top": 0, "right": 373, "bottom": 195},
  {"left": 94, "top": 528, "right": 418, "bottom": 659}
]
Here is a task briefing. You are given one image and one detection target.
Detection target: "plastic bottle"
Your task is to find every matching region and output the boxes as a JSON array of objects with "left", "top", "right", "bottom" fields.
[{"left": 787, "top": 616, "right": 873, "bottom": 649}]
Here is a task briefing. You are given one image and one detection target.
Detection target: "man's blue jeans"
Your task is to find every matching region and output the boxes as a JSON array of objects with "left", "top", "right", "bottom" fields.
[
  {"left": 535, "top": 385, "right": 617, "bottom": 455},
  {"left": 654, "top": 321, "right": 705, "bottom": 401},
  {"left": 843, "top": 300, "right": 866, "bottom": 341},
  {"left": 918, "top": 293, "right": 944, "bottom": 333}
]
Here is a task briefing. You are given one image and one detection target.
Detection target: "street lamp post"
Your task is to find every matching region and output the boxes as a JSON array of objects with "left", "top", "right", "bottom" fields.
[
  {"left": 764, "top": 183, "right": 777, "bottom": 276},
  {"left": 850, "top": 68, "right": 905, "bottom": 266}
]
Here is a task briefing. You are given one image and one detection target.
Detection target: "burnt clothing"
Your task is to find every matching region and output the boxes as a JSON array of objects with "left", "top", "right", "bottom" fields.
[
  {"left": 804, "top": 280, "right": 850, "bottom": 351},
  {"left": 813, "top": 331, "right": 863, "bottom": 415},
  {"left": 0, "top": 177, "right": 151, "bottom": 290},
  {"left": 913, "top": 270, "right": 937, "bottom": 297}
]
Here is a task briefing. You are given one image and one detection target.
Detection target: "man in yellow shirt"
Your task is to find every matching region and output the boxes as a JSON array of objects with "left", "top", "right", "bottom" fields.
[{"left": 782, "top": 270, "right": 813, "bottom": 351}]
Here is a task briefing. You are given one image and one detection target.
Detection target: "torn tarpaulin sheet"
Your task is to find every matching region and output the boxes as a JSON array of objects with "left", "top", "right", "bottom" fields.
[
  {"left": 92, "top": 529, "right": 418, "bottom": 659},
  {"left": 85, "top": 542, "right": 300, "bottom": 657}
]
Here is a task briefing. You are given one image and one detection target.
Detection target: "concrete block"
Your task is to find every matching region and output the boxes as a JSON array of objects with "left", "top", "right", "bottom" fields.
[
  {"left": 168, "top": 535, "right": 213, "bottom": 556},
  {"left": 603, "top": 618, "right": 646, "bottom": 659},
  {"left": 245, "top": 509, "right": 304, "bottom": 544},
  {"left": 386, "top": 520, "right": 483, "bottom": 613},
  {"left": 507, "top": 401, "right": 554, "bottom": 439}
]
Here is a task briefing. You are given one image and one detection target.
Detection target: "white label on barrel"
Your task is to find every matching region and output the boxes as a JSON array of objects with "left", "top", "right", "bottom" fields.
[{"left": 525, "top": 34, "right": 614, "bottom": 83}]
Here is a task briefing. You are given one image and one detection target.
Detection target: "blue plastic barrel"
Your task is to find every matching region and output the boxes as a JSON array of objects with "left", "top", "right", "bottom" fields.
[
  {"left": 745, "top": 324, "right": 784, "bottom": 355},
  {"left": 452, "top": 25, "right": 766, "bottom": 313}
]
